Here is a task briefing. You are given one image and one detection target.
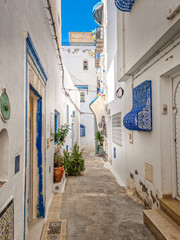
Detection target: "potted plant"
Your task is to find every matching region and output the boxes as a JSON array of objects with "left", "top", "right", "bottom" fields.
[
  {"left": 95, "top": 131, "right": 104, "bottom": 156},
  {"left": 54, "top": 152, "right": 64, "bottom": 182},
  {"left": 54, "top": 124, "right": 70, "bottom": 183}
]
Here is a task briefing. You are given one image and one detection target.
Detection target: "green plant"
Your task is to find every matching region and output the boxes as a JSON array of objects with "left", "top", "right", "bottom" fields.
[
  {"left": 63, "top": 143, "right": 85, "bottom": 176},
  {"left": 95, "top": 131, "right": 104, "bottom": 151},
  {"left": 54, "top": 152, "right": 64, "bottom": 167},
  {"left": 55, "top": 124, "right": 70, "bottom": 146}
]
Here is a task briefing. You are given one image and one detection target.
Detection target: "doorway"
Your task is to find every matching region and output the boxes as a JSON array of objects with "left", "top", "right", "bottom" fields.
[{"left": 173, "top": 74, "right": 180, "bottom": 200}]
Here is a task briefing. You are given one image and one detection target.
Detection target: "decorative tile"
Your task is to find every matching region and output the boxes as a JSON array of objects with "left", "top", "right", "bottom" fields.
[
  {"left": 0, "top": 199, "right": 14, "bottom": 240},
  {"left": 47, "top": 234, "right": 61, "bottom": 240},
  {"left": 48, "top": 221, "right": 61, "bottom": 235}
]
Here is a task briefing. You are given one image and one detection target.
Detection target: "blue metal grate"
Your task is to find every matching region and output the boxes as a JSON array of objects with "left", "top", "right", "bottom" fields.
[
  {"left": 115, "top": 0, "right": 135, "bottom": 12},
  {"left": 123, "top": 81, "right": 152, "bottom": 131}
]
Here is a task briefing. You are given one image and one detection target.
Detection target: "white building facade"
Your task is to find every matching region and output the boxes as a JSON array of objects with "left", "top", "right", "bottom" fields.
[
  {"left": 62, "top": 41, "right": 97, "bottom": 151},
  {"left": 101, "top": 0, "right": 180, "bottom": 208},
  {"left": 0, "top": 1, "right": 80, "bottom": 239}
]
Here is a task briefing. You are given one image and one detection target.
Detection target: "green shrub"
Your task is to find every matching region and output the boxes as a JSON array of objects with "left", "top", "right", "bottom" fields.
[{"left": 63, "top": 143, "right": 85, "bottom": 176}]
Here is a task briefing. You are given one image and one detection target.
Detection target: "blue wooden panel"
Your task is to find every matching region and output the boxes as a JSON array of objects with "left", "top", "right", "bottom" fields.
[{"left": 123, "top": 81, "right": 152, "bottom": 131}]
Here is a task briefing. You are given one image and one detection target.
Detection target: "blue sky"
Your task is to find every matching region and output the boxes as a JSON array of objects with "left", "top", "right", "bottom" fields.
[{"left": 61, "top": 0, "right": 98, "bottom": 43}]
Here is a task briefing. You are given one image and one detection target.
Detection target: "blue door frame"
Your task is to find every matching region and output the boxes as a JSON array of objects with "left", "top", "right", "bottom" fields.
[{"left": 24, "top": 34, "right": 47, "bottom": 239}]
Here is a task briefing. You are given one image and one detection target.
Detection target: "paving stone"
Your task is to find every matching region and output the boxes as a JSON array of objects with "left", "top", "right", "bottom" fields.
[{"left": 60, "top": 152, "right": 155, "bottom": 240}]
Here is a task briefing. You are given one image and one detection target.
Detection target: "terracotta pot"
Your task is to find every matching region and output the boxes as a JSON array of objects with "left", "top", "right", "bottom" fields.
[{"left": 54, "top": 167, "right": 64, "bottom": 183}]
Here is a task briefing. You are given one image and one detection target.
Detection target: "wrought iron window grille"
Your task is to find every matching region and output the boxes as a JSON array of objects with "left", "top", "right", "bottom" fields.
[{"left": 123, "top": 80, "right": 152, "bottom": 131}]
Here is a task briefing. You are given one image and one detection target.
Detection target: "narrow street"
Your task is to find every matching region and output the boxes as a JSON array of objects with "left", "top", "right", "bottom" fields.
[{"left": 60, "top": 152, "right": 155, "bottom": 240}]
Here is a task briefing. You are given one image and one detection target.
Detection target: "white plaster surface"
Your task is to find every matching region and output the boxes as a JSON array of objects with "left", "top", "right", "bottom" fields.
[
  {"left": 104, "top": 0, "right": 180, "bottom": 206},
  {"left": 0, "top": 1, "right": 80, "bottom": 239},
  {"left": 62, "top": 46, "right": 97, "bottom": 150}
]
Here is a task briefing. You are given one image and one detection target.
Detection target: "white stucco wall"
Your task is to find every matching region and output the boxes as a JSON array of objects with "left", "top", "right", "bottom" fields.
[
  {"left": 0, "top": 1, "right": 80, "bottom": 239},
  {"left": 117, "top": 0, "right": 180, "bottom": 77},
  {"left": 105, "top": 0, "right": 180, "bottom": 207},
  {"left": 61, "top": 46, "right": 97, "bottom": 150}
]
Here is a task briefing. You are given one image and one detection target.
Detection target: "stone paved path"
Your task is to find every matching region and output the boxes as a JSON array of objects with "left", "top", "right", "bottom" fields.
[{"left": 60, "top": 152, "right": 155, "bottom": 240}]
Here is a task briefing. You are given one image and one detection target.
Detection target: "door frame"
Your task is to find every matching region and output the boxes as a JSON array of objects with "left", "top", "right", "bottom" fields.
[
  {"left": 24, "top": 33, "right": 47, "bottom": 239},
  {"left": 172, "top": 72, "right": 180, "bottom": 200}
]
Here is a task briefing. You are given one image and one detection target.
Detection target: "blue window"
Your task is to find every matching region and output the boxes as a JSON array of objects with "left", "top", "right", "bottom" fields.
[
  {"left": 54, "top": 113, "right": 58, "bottom": 134},
  {"left": 80, "top": 124, "right": 85, "bottom": 137},
  {"left": 15, "top": 155, "right": 20, "bottom": 174}
]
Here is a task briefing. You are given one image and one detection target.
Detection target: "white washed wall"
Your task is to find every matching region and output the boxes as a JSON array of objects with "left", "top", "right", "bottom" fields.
[
  {"left": 0, "top": 1, "right": 79, "bottom": 239},
  {"left": 62, "top": 46, "right": 97, "bottom": 150}
]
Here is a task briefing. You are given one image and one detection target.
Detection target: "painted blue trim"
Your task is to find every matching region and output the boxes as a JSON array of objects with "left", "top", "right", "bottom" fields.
[
  {"left": 24, "top": 33, "right": 46, "bottom": 239},
  {"left": 30, "top": 84, "right": 42, "bottom": 98},
  {"left": 26, "top": 34, "right": 47, "bottom": 83},
  {"left": 89, "top": 95, "right": 98, "bottom": 106},
  {"left": 36, "top": 98, "right": 45, "bottom": 218},
  {"left": 55, "top": 113, "right": 58, "bottom": 133},
  {"left": 75, "top": 85, "right": 88, "bottom": 94},
  {"left": 97, "top": 88, "right": 100, "bottom": 94},
  {"left": 24, "top": 37, "right": 28, "bottom": 240},
  {"left": 114, "top": 147, "right": 116, "bottom": 159}
]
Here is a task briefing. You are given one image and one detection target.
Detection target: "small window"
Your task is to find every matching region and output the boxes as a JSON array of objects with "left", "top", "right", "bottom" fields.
[
  {"left": 80, "top": 124, "right": 85, "bottom": 137},
  {"left": 54, "top": 111, "right": 60, "bottom": 134},
  {"left": 80, "top": 92, "right": 85, "bottom": 103},
  {"left": 112, "top": 112, "right": 122, "bottom": 146},
  {"left": 83, "top": 60, "right": 88, "bottom": 70}
]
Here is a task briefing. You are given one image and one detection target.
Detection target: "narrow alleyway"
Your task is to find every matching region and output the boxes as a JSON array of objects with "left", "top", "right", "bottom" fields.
[{"left": 60, "top": 152, "right": 155, "bottom": 240}]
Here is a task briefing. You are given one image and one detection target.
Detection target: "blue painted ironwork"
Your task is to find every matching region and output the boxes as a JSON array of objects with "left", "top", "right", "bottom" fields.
[
  {"left": 123, "top": 81, "right": 152, "bottom": 131},
  {"left": 93, "top": 2, "right": 103, "bottom": 25},
  {"left": 80, "top": 124, "right": 85, "bottom": 137},
  {"left": 115, "top": 0, "right": 135, "bottom": 12}
]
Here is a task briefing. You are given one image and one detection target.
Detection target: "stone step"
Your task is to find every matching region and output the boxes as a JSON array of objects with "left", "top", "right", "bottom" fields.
[
  {"left": 143, "top": 209, "right": 180, "bottom": 240},
  {"left": 160, "top": 198, "right": 180, "bottom": 227}
]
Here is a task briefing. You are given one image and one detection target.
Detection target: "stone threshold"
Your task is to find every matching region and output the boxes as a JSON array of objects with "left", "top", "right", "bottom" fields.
[{"left": 41, "top": 194, "right": 66, "bottom": 240}]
